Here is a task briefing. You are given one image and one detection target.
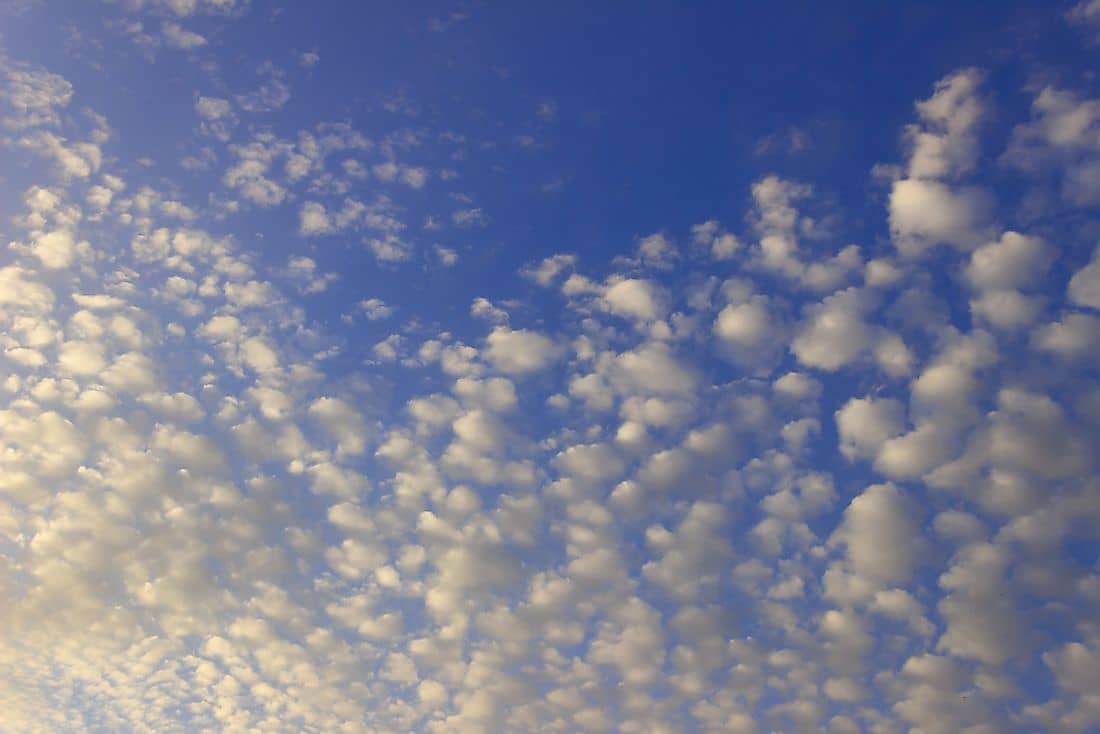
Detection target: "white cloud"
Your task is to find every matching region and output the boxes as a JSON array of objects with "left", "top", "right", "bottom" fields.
[
  {"left": 18, "top": 131, "right": 103, "bottom": 179},
  {"left": 835, "top": 396, "right": 906, "bottom": 461},
  {"left": 359, "top": 297, "right": 393, "bottom": 320},
  {"left": 889, "top": 179, "right": 992, "bottom": 255},
  {"left": 966, "top": 231, "right": 1050, "bottom": 290},
  {"left": 452, "top": 207, "right": 487, "bottom": 227},
  {"left": 554, "top": 442, "right": 625, "bottom": 483},
  {"left": 714, "top": 297, "right": 772, "bottom": 349},
  {"left": 484, "top": 326, "right": 560, "bottom": 375},
  {"left": 1069, "top": 0, "right": 1100, "bottom": 34},
  {"left": 368, "top": 234, "right": 413, "bottom": 262},
  {"left": 1069, "top": 246, "right": 1100, "bottom": 310},
  {"left": 906, "top": 67, "right": 984, "bottom": 179},
  {"left": 522, "top": 253, "right": 576, "bottom": 286},
  {"left": 1003, "top": 86, "right": 1100, "bottom": 205},
  {"left": 790, "top": 287, "right": 872, "bottom": 370},
  {"left": 831, "top": 483, "right": 921, "bottom": 587},
  {"left": 236, "top": 76, "right": 291, "bottom": 113},
  {"left": 434, "top": 245, "right": 459, "bottom": 266},
  {"left": 636, "top": 232, "right": 678, "bottom": 268},
  {"left": 602, "top": 278, "right": 667, "bottom": 322},
  {"left": 298, "top": 201, "right": 331, "bottom": 235},
  {"left": 29, "top": 229, "right": 77, "bottom": 269},
  {"left": 692, "top": 219, "right": 741, "bottom": 260},
  {"left": 470, "top": 297, "right": 508, "bottom": 324},
  {"left": 161, "top": 21, "right": 207, "bottom": 49},
  {"left": 1033, "top": 312, "right": 1100, "bottom": 360},
  {"left": 611, "top": 341, "right": 698, "bottom": 396},
  {"left": 2, "top": 67, "right": 73, "bottom": 129}
]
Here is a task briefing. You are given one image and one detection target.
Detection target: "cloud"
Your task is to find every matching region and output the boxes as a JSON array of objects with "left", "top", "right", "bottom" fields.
[
  {"left": 692, "top": 219, "right": 741, "bottom": 260},
  {"left": 714, "top": 297, "right": 772, "bottom": 349},
  {"left": 452, "top": 207, "right": 487, "bottom": 227},
  {"left": 906, "top": 67, "right": 984, "bottom": 179},
  {"left": 161, "top": 20, "right": 206, "bottom": 49},
  {"left": 601, "top": 277, "right": 667, "bottom": 322},
  {"left": 1069, "top": 245, "right": 1100, "bottom": 310},
  {"left": 1068, "top": 0, "right": 1100, "bottom": 40},
  {"left": 2, "top": 67, "right": 73, "bottom": 129},
  {"left": 790, "top": 287, "right": 873, "bottom": 370},
  {"left": 831, "top": 483, "right": 922, "bottom": 587},
  {"left": 236, "top": 76, "right": 290, "bottom": 113},
  {"left": 888, "top": 178, "right": 992, "bottom": 255},
  {"left": 522, "top": 253, "right": 576, "bottom": 286},
  {"left": 835, "top": 396, "right": 906, "bottom": 461},
  {"left": 1003, "top": 86, "right": 1100, "bottom": 206},
  {"left": 484, "top": 326, "right": 560, "bottom": 375}
]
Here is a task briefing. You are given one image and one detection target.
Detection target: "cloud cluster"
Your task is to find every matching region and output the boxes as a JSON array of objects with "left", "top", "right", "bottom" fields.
[{"left": 2, "top": 9, "right": 1100, "bottom": 734}]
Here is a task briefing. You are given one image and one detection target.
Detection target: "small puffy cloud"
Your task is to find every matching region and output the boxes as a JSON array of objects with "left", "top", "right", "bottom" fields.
[
  {"left": 1068, "top": 0, "right": 1100, "bottom": 40},
  {"left": 195, "top": 97, "right": 231, "bottom": 121},
  {"left": 452, "top": 207, "right": 487, "bottom": 227},
  {"left": 359, "top": 298, "right": 393, "bottom": 320},
  {"left": 937, "top": 542, "right": 1028, "bottom": 665},
  {"left": 889, "top": 179, "right": 992, "bottom": 255},
  {"left": 434, "top": 245, "right": 459, "bottom": 266},
  {"left": 970, "top": 289, "right": 1044, "bottom": 330},
  {"left": 29, "top": 229, "right": 77, "bottom": 269},
  {"left": 285, "top": 255, "right": 336, "bottom": 293},
  {"left": 906, "top": 67, "right": 984, "bottom": 179},
  {"left": 791, "top": 288, "right": 872, "bottom": 370},
  {"left": 1003, "top": 86, "right": 1100, "bottom": 205},
  {"left": 522, "top": 253, "right": 576, "bottom": 286},
  {"left": 1068, "top": 246, "right": 1100, "bottom": 310},
  {"left": 611, "top": 341, "right": 699, "bottom": 397},
  {"left": 875, "top": 423, "right": 957, "bottom": 480},
  {"left": 966, "top": 231, "right": 1050, "bottom": 290},
  {"left": 58, "top": 340, "right": 107, "bottom": 375},
  {"left": 714, "top": 297, "right": 772, "bottom": 349},
  {"left": 1045, "top": 642, "right": 1100, "bottom": 696},
  {"left": 470, "top": 297, "right": 508, "bottom": 324},
  {"left": 18, "top": 131, "right": 103, "bottom": 179},
  {"left": 223, "top": 145, "right": 287, "bottom": 206},
  {"left": 2, "top": 67, "right": 73, "bottom": 129},
  {"left": 298, "top": 201, "right": 331, "bottom": 235},
  {"left": 161, "top": 21, "right": 207, "bottom": 49},
  {"left": 772, "top": 371, "right": 822, "bottom": 402},
  {"left": 602, "top": 278, "right": 667, "bottom": 322},
  {"left": 636, "top": 232, "right": 678, "bottom": 268},
  {"left": 554, "top": 442, "right": 625, "bottom": 483},
  {"left": 864, "top": 258, "right": 905, "bottom": 287},
  {"left": 194, "top": 96, "right": 235, "bottom": 141},
  {"left": 484, "top": 326, "right": 560, "bottom": 375},
  {"left": 835, "top": 396, "right": 906, "bottom": 461},
  {"left": 1033, "top": 312, "right": 1100, "bottom": 360},
  {"left": 692, "top": 219, "right": 741, "bottom": 260},
  {"left": 832, "top": 483, "right": 921, "bottom": 587},
  {"left": 236, "top": 76, "right": 291, "bottom": 113},
  {"left": 368, "top": 234, "right": 413, "bottom": 262},
  {"left": 400, "top": 166, "right": 429, "bottom": 189},
  {"left": 297, "top": 199, "right": 368, "bottom": 236},
  {"left": 309, "top": 397, "right": 368, "bottom": 457}
]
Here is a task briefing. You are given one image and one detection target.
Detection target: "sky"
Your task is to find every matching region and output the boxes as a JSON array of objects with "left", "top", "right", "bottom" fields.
[{"left": 2, "top": 1, "right": 1100, "bottom": 732}]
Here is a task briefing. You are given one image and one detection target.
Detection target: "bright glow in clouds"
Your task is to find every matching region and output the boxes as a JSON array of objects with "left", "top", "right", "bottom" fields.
[{"left": 1, "top": 3, "right": 1100, "bottom": 733}]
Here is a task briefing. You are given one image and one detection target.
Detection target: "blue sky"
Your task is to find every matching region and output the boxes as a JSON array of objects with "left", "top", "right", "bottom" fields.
[{"left": 2, "top": 1, "right": 1100, "bottom": 733}]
